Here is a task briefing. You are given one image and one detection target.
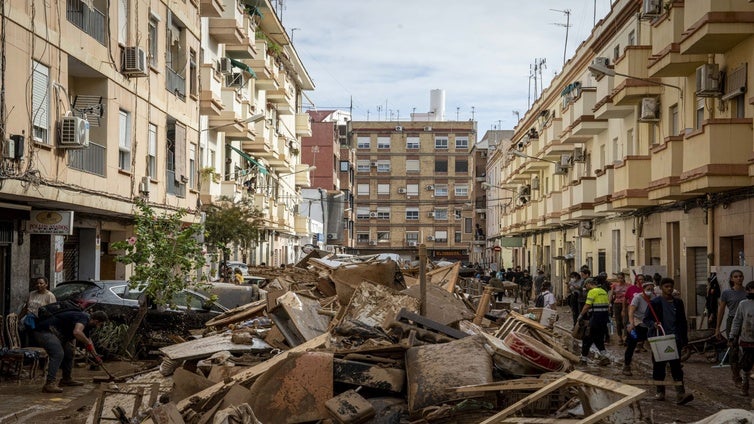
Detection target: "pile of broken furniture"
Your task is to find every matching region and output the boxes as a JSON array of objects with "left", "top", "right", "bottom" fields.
[{"left": 105, "top": 255, "right": 648, "bottom": 423}]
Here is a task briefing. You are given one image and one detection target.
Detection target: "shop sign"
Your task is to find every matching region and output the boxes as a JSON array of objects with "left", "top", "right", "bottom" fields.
[{"left": 29, "top": 210, "right": 74, "bottom": 235}]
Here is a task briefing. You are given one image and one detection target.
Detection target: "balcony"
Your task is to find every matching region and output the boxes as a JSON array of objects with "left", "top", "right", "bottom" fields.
[
  {"left": 208, "top": 4, "right": 245, "bottom": 45},
  {"left": 648, "top": 5, "right": 707, "bottom": 77},
  {"left": 594, "top": 75, "right": 634, "bottom": 119},
  {"left": 220, "top": 180, "right": 242, "bottom": 201},
  {"left": 524, "top": 200, "right": 540, "bottom": 231},
  {"left": 199, "top": 174, "right": 222, "bottom": 205},
  {"left": 294, "top": 164, "right": 313, "bottom": 188},
  {"left": 612, "top": 156, "right": 654, "bottom": 209},
  {"left": 544, "top": 191, "right": 562, "bottom": 228},
  {"left": 66, "top": 0, "right": 106, "bottom": 45},
  {"left": 249, "top": 41, "right": 279, "bottom": 90},
  {"left": 295, "top": 113, "right": 312, "bottom": 137},
  {"left": 541, "top": 118, "right": 562, "bottom": 146},
  {"left": 245, "top": 121, "right": 275, "bottom": 155},
  {"left": 566, "top": 177, "right": 597, "bottom": 221},
  {"left": 680, "top": 0, "right": 754, "bottom": 55},
  {"left": 612, "top": 46, "right": 664, "bottom": 106},
  {"left": 199, "top": 64, "right": 223, "bottom": 116},
  {"left": 199, "top": 0, "right": 224, "bottom": 18},
  {"left": 560, "top": 89, "right": 607, "bottom": 143},
  {"left": 679, "top": 118, "right": 753, "bottom": 193},
  {"left": 648, "top": 136, "right": 688, "bottom": 200},
  {"left": 67, "top": 142, "right": 105, "bottom": 176},
  {"left": 294, "top": 215, "right": 310, "bottom": 236},
  {"left": 225, "top": 16, "right": 258, "bottom": 59},
  {"left": 594, "top": 166, "right": 614, "bottom": 215}
]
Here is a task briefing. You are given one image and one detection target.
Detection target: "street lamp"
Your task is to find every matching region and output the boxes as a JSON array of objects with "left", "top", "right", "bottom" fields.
[
  {"left": 203, "top": 113, "right": 266, "bottom": 132},
  {"left": 279, "top": 165, "right": 316, "bottom": 177},
  {"left": 510, "top": 150, "right": 559, "bottom": 164},
  {"left": 588, "top": 59, "right": 683, "bottom": 97}
]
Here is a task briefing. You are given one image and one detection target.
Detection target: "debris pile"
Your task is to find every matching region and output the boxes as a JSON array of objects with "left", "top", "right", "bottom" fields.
[{"left": 93, "top": 254, "right": 649, "bottom": 423}]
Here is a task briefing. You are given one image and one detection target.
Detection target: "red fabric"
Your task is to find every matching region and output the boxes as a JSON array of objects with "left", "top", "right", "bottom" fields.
[{"left": 625, "top": 284, "right": 642, "bottom": 304}]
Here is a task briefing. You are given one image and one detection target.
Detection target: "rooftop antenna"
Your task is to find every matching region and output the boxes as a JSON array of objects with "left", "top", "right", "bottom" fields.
[
  {"left": 376, "top": 105, "right": 382, "bottom": 121},
  {"left": 535, "top": 58, "right": 547, "bottom": 98},
  {"left": 512, "top": 110, "right": 520, "bottom": 123},
  {"left": 550, "top": 9, "right": 572, "bottom": 69},
  {"left": 471, "top": 106, "right": 475, "bottom": 121}
]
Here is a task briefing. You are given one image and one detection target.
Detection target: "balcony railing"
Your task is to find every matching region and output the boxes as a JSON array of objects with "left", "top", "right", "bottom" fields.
[
  {"left": 67, "top": 142, "right": 105, "bottom": 176},
  {"left": 166, "top": 67, "right": 186, "bottom": 100},
  {"left": 166, "top": 170, "right": 186, "bottom": 197},
  {"left": 66, "top": 0, "right": 106, "bottom": 45}
]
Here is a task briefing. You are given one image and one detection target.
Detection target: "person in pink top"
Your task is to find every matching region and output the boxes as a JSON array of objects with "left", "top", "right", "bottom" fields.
[
  {"left": 610, "top": 271, "right": 629, "bottom": 346},
  {"left": 624, "top": 273, "right": 646, "bottom": 351}
]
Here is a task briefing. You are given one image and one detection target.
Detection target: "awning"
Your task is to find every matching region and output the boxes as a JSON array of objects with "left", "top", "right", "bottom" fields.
[
  {"left": 240, "top": 0, "right": 264, "bottom": 17},
  {"left": 228, "top": 57, "right": 257, "bottom": 79},
  {"left": 227, "top": 144, "right": 268, "bottom": 175}
]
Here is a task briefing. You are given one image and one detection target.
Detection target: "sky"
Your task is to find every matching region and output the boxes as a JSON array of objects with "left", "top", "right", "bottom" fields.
[{"left": 281, "top": 0, "right": 614, "bottom": 135}]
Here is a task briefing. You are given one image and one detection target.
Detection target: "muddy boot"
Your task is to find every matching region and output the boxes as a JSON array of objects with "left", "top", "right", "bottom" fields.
[
  {"left": 654, "top": 386, "right": 665, "bottom": 401},
  {"left": 42, "top": 381, "right": 63, "bottom": 393},
  {"left": 621, "top": 365, "right": 633, "bottom": 376},
  {"left": 675, "top": 385, "right": 694, "bottom": 405}
]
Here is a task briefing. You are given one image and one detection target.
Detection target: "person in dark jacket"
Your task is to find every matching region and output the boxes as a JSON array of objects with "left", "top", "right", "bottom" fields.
[
  {"left": 644, "top": 277, "right": 693, "bottom": 405},
  {"left": 706, "top": 272, "right": 721, "bottom": 328}
]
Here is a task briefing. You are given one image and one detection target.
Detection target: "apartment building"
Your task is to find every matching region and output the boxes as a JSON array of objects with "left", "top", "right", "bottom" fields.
[
  {"left": 351, "top": 120, "right": 476, "bottom": 261},
  {"left": 487, "top": 0, "right": 754, "bottom": 317},
  {"left": 0, "top": 0, "right": 312, "bottom": 313}
]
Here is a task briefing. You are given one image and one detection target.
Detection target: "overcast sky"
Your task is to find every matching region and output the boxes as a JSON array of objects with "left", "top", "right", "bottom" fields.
[{"left": 282, "top": 0, "right": 613, "bottom": 134}]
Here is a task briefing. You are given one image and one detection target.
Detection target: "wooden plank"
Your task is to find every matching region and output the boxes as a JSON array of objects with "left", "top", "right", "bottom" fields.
[
  {"left": 159, "top": 333, "right": 271, "bottom": 361},
  {"left": 204, "top": 300, "right": 266, "bottom": 328},
  {"left": 449, "top": 377, "right": 561, "bottom": 393},
  {"left": 395, "top": 308, "right": 469, "bottom": 339},
  {"left": 617, "top": 379, "right": 682, "bottom": 386}
]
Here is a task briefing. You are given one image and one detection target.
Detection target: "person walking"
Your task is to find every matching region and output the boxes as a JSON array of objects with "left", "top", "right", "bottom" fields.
[
  {"left": 645, "top": 277, "right": 693, "bottom": 405},
  {"left": 611, "top": 271, "right": 629, "bottom": 346},
  {"left": 539, "top": 281, "right": 557, "bottom": 310},
  {"left": 728, "top": 280, "right": 754, "bottom": 397},
  {"left": 577, "top": 278, "right": 611, "bottom": 366},
  {"left": 568, "top": 271, "right": 583, "bottom": 325},
  {"left": 715, "top": 270, "right": 747, "bottom": 387},
  {"left": 534, "top": 269, "right": 546, "bottom": 297},
  {"left": 34, "top": 308, "right": 108, "bottom": 393},
  {"left": 622, "top": 278, "right": 657, "bottom": 376}
]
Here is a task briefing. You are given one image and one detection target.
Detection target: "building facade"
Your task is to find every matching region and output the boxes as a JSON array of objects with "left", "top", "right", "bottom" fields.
[
  {"left": 0, "top": 0, "right": 313, "bottom": 313},
  {"left": 351, "top": 120, "right": 477, "bottom": 261},
  {"left": 487, "top": 0, "right": 754, "bottom": 316}
]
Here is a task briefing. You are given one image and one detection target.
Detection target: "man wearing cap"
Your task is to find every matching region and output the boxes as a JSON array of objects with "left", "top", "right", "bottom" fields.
[
  {"left": 611, "top": 271, "right": 629, "bottom": 346},
  {"left": 622, "top": 278, "right": 657, "bottom": 376},
  {"left": 577, "top": 278, "right": 611, "bottom": 366}
]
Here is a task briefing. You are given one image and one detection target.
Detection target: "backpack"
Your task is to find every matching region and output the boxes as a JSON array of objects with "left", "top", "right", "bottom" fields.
[
  {"left": 534, "top": 293, "right": 545, "bottom": 308},
  {"left": 36, "top": 299, "right": 82, "bottom": 321}
]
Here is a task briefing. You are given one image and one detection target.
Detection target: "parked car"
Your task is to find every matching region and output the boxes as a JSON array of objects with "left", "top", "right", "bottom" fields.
[
  {"left": 225, "top": 261, "right": 249, "bottom": 275},
  {"left": 51, "top": 280, "right": 229, "bottom": 347}
]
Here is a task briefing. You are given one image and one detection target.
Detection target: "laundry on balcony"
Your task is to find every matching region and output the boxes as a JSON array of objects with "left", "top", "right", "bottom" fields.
[
  {"left": 228, "top": 57, "right": 258, "bottom": 79},
  {"left": 227, "top": 144, "right": 268, "bottom": 175},
  {"left": 560, "top": 81, "right": 581, "bottom": 97}
]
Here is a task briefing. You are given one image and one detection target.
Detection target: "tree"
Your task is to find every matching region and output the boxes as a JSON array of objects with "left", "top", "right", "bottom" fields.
[
  {"left": 112, "top": 199, "right": 206, "bottom": 355},
  {"left": 203, "top": 196, "right": 262, "bottom": 270}
]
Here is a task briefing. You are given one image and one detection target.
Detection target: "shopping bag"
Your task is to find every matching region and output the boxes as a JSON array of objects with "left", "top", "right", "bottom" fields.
[{"left": 648, "top": 325, "right": 679, "bottom": 362}]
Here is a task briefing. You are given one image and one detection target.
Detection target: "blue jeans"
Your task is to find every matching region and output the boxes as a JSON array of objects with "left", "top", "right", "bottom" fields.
[{"left": 34, "top": 330, "right": 73, "bottom": 383}]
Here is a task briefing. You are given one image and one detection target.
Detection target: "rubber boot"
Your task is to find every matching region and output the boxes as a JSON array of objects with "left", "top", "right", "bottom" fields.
[
  {"left": 654, "top": 386, "right": 665, "bottom": 401},
  {"left": 675, "top": 385, "right": 694, "bottom": 405}
]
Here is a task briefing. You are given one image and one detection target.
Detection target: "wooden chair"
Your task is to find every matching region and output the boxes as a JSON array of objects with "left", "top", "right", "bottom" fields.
[{"left": 1, "top": 313, "right": 47, "bottom": 382}]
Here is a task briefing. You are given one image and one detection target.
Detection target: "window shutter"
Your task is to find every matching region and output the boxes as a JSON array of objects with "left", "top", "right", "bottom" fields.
[
  {"left": 32, "top": 64, "right": 49, "bottom": 135},
  {"left": 174, "top": 122, "right": 186, "bottom": 181}
]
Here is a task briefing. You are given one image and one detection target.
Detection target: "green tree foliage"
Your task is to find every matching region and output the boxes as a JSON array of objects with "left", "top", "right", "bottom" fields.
[{"left": 203, "top": 196, "right": 262, "bottom": 264}]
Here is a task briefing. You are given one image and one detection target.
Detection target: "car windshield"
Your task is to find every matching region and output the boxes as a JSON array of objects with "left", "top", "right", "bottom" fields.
[{"left": 52, "top": 282, "right": 96, "bottom": 301}]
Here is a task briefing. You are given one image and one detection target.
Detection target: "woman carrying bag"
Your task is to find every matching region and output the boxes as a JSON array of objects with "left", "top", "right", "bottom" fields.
[{"left": 644, "top": 277, "right": 693, "bottom": 405}]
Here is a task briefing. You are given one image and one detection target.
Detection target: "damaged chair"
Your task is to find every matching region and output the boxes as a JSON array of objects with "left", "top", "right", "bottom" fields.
[{"left": 0, "top": 313, "right": 47, "bottom": 383}]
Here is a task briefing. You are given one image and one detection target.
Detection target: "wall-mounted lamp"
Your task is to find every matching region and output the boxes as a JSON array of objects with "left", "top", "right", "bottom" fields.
[
  {"left": 279, "top": 165, "right": 316, "bottom": 177},
  {"left": 203, "top": 113, "right": 266, "bottom": 133},
  {"left": 588, "top": 59, "right": 683, "bottom": 97},
  {"left": 510, "top": 150, "right": 559, "bottom": 164}
]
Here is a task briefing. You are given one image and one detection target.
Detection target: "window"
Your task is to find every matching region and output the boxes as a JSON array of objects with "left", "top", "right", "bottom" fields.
[
  {"left": 377, "top": 183, "right": 390, "bottom": 195},
  {"left": 434, "top": 230, "right": 448, "bottom": 242},
  {"left": 356, "top": 207, "right": 370, "bottom": 220},
  {"left": 406, "top": 159, "right": 420, "bottom": 172},
  {"left": 406, "top": 137, "right": 419, "bottom": 149},
  {"left": 189, "top": 144, "right": 196, "bottom": 189},
  {"left": 455, "top": 231, "right": 462, "bottom": 242},
  {"left": 357, "top": 183, "right": 369, "bottom": 195},
  {"left": 628, "top": 30, "right": 635, "bottom": 46},
  {"left": 31, "top": 61, "right": 50, "bottom": 143},
  {"left": 670, "top": 104, "right": 679, "bottom": 136},
  {"left": 435, "top": 160, "right": 448, "bottom": 173},
  {"left": 434, "top": 184, "right": 448, "bottom": 197},
  {"left": 377, "top": 137, "right": 390, "bottom": 149},
  {"left": 357, "top": 136, "right": 370, "bottom": 148},
  {"left": 434, "top": 208, "right": 448, "bottom": 220},
  {"left": 376, "top": 160, "right": 391, "bottom": 173},
  {"left": 626, "top": 128, "right": 634, "bottom": 156},
  {"left": 455, "top": 160, "right": 468, "bottom": 174},
  {"left": 695, "top": 97, "right": 704, "bottom": 130},
  {"left": 357, "top": 232, "right": 369, "bottom": 243},
  {"left": 166, "top": 15, "right": 186, "bottom": 98},
  {"left": 118, "top": 0, "right": 129, "bottom": 45},
  {"left": 119, "top": 110, "right": 131, "bottom": 171},
  {"left": 376, "top": 207, "right": 390, "bottom": 220},
  {"left": 613, "top": 44, "right": 620, "bottom": 61},
  {"left": 465, "top": 218, "right": 472, "bottom": 233},
  {"left": 377, "top": 231, "right": 390, "bottom": 241},
  {"left": 434, "top": 136, "right": 448, "bottom": 149},
  {"left": 406, "top": 232, "right": 419, "bottom": 243},
  {"left": 599, "top": 144, "right": 606, "bottom": 169},
  {"left": 189, "top": 49, "right": 198, "bottom": 97},
  {"left": 454, "top": 209, "right": 462, "bottom": 219},
  {"left": 148, "top": 16, "right": 158, "bottom": 67},
  {"left": 406, "top": 184, "right": 419, "bottom": 196},
  {"left": 405, "top": 207, "right": 419, "bottom": 220},
  {"left": 612, "top": 137, "right": 620, "bottom": 163},
  {"left": 455, "top": 184, "right": 469, "bottom": 197},
  {"left": 148, "top": 123, "right": 157, "bottom": 178},
  {"left": 340, "top": 160, "right": 349, "bottom": 172},
  {"left": 455, "top": 136, "right": 469, "bottom": 149},
  {"left": 356, "top": 160, "right": 370, "bottom": 172}
]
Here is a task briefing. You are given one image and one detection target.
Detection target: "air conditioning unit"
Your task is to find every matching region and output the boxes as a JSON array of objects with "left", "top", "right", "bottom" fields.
[
  {"left": 519, "top": 185, "right": 531, "bottom": 196},
  {"left": 2, "top": 139, "right": 14, "bottom": 159},
  {"left": 121, "top": 46, "right": 148, "bottom": 77},
  {"left": 394, "top": 126, "right": 403, "bottom": 132},
  {"left": 424, "top": 126, "right": 432, "bottom": 131},
  {"left": 225, "top": 73, "right": 245, "bottom": 88},
  {"left": 369, "top": 240, "right": 378, "bottom": 246},
  {"left": 639, "top": 97, "right": 659, "bottom": 121},
  {"left": 397, "top": 187, "right": 407, "bottom": 194},
  {"left": 425, "top": 184, "right": 434, "bottom": 191},
  {"left": 369, "top": 211, "right": 378, "bottom": 218},
  {"left": 9, "top": 135, "right": 24, "bottom": 159},
  {"left": 139, "top": 176, "right": 150, "bottom": 194},
  {"left": 371, "top": 161, "right": 378, "bottom": 167},
  {"left": 217, "top": 57, "right": 233, "bottom": 75},
  {"left": 592, "top": 57, "right": 610, "bottom": 69},
  {"left": 531, "top": 176, "right": 540, "bottom": 190},
  {"left": 696, "top": 63, "right": 721, "bottom": 97},
  {"left": 480, "top": 151, "right": 487, "bottom": 158},
  {"left": 578, "top": 220, "right": 594, "bottom": 237},
  {"left": 642, "top": 0, "right": 663, "bottom": 17},
  {"left": 426, "top": 236, "right": 434, "bottom": 241},
  {"left": 554, "top": 164, "right": 569, "bottom": 175},
  {"left": 408, "top": 241, "right": 418, "bottom": 247},
  {"left": 573, "top": 147, "right": 586, "bottom": 162},
  {"left": 59, "top": 116, "right": 90, "bottom": 148},
  {"left": 560, "top": 154, "right": 572, "bottom": 167},
  {"left": 428, "top": 211, "right": 435, "bottom": 218},
  {"left": 327, "top": 233, "right": 337, "bottom": 240}
]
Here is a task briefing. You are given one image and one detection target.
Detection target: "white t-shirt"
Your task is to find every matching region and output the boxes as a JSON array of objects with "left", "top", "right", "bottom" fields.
[
  {"left": 542, "top": 290, "right": 557, "bottom": 309},
  {"left": 27, "top": 290, "right": 56, "bottom": 315}
]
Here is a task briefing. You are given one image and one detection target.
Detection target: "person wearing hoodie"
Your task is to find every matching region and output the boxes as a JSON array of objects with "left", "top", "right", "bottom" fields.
[{"left": 728, "top": 280, "right": 754, "bottom": 397}]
